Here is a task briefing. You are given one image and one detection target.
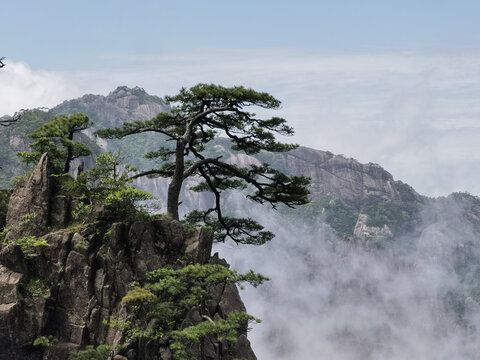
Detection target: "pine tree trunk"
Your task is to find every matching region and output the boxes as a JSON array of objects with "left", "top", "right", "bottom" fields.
[
  {"left": 167, "top": 141, "right": 185, "bottom": 220},
  {"left": 64, "top": 131, "right": 74, "bottom": 173}
]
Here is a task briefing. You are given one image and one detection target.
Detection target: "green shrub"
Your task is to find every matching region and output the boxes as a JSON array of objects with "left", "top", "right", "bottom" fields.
[
  {"left": 25, "top": 278, "right": 50, "bottom": 298},
  {"left": 171, "top": 311, "right": 260, "bottom": 360},
  {"left": 69, "top": 345, "right": 112, "bottom": 360},
  {"left": 33, "top": 335, "right": 57, "bottom": 348},
  {"left": 0, "top": 189, "right": 11, "bottom": 229},
  {"left": 66, "top": 151, "right": 155, "bottom": 223},
  {"left": 107, "top": 264, "right": 267, "bottom": 358},
  {"left": 72, "top": 200, "right": 93, "bottom": 223},
  {"left": 4, "top": 236, "right": 50, "bottom": 255}
]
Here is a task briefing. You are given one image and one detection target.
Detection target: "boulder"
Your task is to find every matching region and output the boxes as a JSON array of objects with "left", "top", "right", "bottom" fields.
[{"left": 6, "top": 153, "right": 51, "bottom": 240}]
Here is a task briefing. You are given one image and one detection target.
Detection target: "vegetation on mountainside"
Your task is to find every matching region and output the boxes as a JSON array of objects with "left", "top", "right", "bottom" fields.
[
  {"left": 0, "top": 189, "right": 11, "bottom": 229},
  {"left": 0, "top": 112, "right": 22, "bottom": 127},
  {"left": 69, "top": 345, "right": 112, "bottom": 360},
  {"left": 17, "top": 113, "right": 93, "bottom": 173},
  {"left": 63, "top": 151, "right": 154, "bottom": 222},
  {"left": 280, "top": 179, "right": 422, "bottom": 238},
  {"left": 0, "top": 110, "right": 51, "bottom": 186},
  {"left": 107, "top": 264, "right": 267, "bottom": 359},
  {"left": 97, "top": 84, "right": 310, "bottom": 245}
]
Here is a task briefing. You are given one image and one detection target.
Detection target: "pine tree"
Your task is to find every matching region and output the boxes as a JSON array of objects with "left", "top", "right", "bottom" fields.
[
  {"left": 97, "top": 84, "right": 310, "bottom": 244},
  {"left": 18, "top": 113, "right": 93, "bottom": 173}
]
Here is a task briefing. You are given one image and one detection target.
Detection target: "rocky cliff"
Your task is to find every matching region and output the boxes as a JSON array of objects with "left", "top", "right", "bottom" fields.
[
  {"left": 0, "top": 156, "right": 256, "bottom": 360},
  {"left": 53, "top": 86, "right": 169, "bottom": 129}
]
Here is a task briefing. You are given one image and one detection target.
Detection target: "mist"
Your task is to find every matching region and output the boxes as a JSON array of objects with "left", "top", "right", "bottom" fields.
[
  {"left": 4, "top": 51, "right": 480, "bottom": 196},
  {"left": 214, "top": 194, "right": 480, "bottom": 360}
]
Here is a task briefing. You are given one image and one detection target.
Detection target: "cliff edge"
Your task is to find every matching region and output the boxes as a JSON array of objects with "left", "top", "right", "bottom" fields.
[{"left": 0, "top": 156, "right": 256, "bottom": 360}]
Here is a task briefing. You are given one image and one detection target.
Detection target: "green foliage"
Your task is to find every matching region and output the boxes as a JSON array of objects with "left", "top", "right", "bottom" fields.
[
  {"left": 72, "top": 200, "right": 93, "bottom": 223},
  {"left": 73, "top": 237, "right": 88, "bottom": 250},
  {"left": 102, "top": 229, "right": 112, "bottom": 244},
  {"left": 277, "top": 197, "right": 358, "bottom": 236},
  {"left": 170, "top": 311, "right": 261, "bottom": 360},
  {"left": 88, "top": 151, "right": 154, "bottom": 217},
  {"left": 20, "top": 213, "right": 35, "bottom": 225},
  {"left": 181, "top": 223, "right": 198, "bottom": 238},
  {"left": 67, "top": 151, "right": 155, "bottom": 222},
  {"left": 97, "top": 84, "right": 310, "bottom": 244},
  {"left": 108, "top": 263, "right": 267, "bottom": 358},
  {"left": 0, "top": 227, "right": 8, "bottom": 243},
  {"left": 2, "top": 235, "right": 49, "bottom": 255},
  {"left": 0, "top": 189, "right": 11, "bottom": 229},
  {"left": 25, "top": 278, "right": 50, "bottom": 298},
  {"left": 17, "top": 113, "right": 93, "bottom": 174},
  {"left": 0, "top": 109, "right": 51, "bottom": 188},
  {"left": 360, "top": 195, "right": 420, "bottom": 235},
  {"left": 121, "top": 287, "right": 156, "bottom": 304},
  {"left": 184, "top": 211, "right": 275, "bottom": 245},
  {"left": 324, "top": 199, "right": 358, "bottom": 235},
  {"left": 69, "top": 345, "right": 112, "bottom": 360},
  {"left": 393, "top": 180, "right": 420, "bottom": 203},
  {"left": 33, "top": 335, "right": 57, "bottom": 348}
]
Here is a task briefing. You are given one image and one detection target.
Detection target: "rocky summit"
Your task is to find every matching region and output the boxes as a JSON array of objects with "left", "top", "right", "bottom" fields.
[{"left": 0, "top": 155, "right": 256, "bottom": 360}]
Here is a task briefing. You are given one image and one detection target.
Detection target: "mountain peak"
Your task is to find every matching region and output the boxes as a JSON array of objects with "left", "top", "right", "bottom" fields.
[
  {"left": 107, "top": 85, "right": 149, "bottom": 99},
  {"left": 50, "top": 87, "right": 169, "bottom": 128}
]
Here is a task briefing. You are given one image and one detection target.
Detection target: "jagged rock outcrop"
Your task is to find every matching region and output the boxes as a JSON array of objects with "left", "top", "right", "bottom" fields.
[
  {"left": 53, "top": 86, "right": 168, "bottom": 129},
  {"left": 9, "top": 135, "right": 31, "bottom": 152},
  {"left": 353, "top": 213, "right": 393, "bottom": 242},
  {"left": 5, "top": 154, "right": 71, "bottom": 241},
  {"left": 0, "top": 219, "right": 256, "bottom": 360},
  {"left": 0, "top": 152, "right": 256, "bottom": 359},
  {"left": 6, "top": 153, "right": 52, "bottom": 240},
  {"left": 271, "top": 147, "right": 405, "bottom": 205}
]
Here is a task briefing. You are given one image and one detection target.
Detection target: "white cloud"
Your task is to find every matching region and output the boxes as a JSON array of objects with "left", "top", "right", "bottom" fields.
[
  {"left": 3, "top": 50, "right": 480, "bottom": 196},
  {"left": 0, "top": 61, "right": 81, "bottom": 115},
  {"left": 216, "top": 197, "right": 480, "bottom": 360}
]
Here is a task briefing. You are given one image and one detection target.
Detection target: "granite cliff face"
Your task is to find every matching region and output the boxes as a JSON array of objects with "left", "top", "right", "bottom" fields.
[
  {"left": 0, "top": 156, "right": 256, "bottom": 360},
  {"left": 267, "top": 147, "right": 402, "bottom": 204},
  {"left": 53, "top": 86, "right": 169, "bottom": 128}
]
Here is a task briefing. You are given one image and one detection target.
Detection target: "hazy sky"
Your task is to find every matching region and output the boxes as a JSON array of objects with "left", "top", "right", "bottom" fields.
[{"left": 2, "top": 0, "right": 480, "bottom": 196}]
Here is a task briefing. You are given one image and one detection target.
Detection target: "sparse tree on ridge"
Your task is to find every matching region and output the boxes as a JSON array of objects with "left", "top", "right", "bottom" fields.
[
  {"left": 97, "top": 84, "right": 310, "bottom": 245},
  {"left": 0, "top": 111, "right": 22, "bottom": 127},
  {"left": 18, "top": 113, "right": 93, "bottom": 173},
  {"left": 0, "top": 57, "right": 22, "bottom": 127}
]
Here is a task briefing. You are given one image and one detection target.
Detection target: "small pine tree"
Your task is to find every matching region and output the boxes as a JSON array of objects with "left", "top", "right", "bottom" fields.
[
  {"left": 18, "top": 113, "right": 93, "bottom": 173},
  {"left": 68, "top": 151, "right": 154, "bottom": 222}
]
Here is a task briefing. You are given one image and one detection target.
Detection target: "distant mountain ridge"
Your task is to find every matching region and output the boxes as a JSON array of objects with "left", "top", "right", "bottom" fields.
[
  {"left": 53, "top": 86, "right": 168, "bottom": 128},
  {"left": 0, "top": 86, "right": 463, "bottom": 240}
]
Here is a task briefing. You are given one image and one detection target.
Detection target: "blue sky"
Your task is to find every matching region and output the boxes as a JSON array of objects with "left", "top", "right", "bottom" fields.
[
  {"left": 2, "top": 1, "right": 480, "bottom": 196},
  {"left": 3, "top": 0, "right": 480, "bottom": 69}
]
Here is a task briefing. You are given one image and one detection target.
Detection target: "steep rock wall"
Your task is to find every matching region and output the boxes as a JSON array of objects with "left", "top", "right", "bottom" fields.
[{"left": 0, "top": 220, "right": 256, "bottom": 360}]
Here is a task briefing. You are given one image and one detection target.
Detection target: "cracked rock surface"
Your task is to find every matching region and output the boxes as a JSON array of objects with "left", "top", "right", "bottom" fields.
[{"left": 0, "top": 222, "right": 255, "bottom": 360}]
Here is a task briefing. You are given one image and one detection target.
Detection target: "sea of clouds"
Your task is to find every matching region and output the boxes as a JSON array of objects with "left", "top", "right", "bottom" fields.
[
  {"left": 2, "top": 50, "right": 480, "bottom": 196},
  {"left": 216, "top": 196, "right": 480, "bottom": 360}
]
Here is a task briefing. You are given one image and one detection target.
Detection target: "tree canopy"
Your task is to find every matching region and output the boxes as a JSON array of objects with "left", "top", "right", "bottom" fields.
[
  {"left": 18, "top": 113, "right": 93, "bottom": 173},
  {"left": 0, "top": 111, "right": 23, "bottom": 127},
  {"left": 97, "top": 84, "right": 310, "bottom": 245},
  {"left": 69, "top": 151, "right": 154, "bottom": 222}
]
